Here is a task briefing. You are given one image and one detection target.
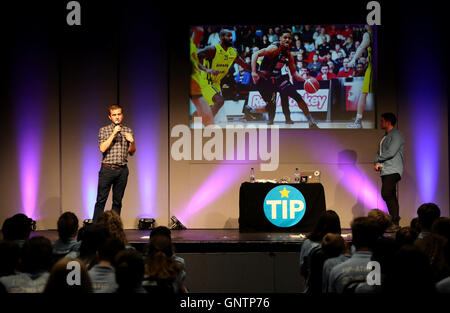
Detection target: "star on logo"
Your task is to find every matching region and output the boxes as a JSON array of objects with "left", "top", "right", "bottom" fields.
[{"left": 279, "top": 187, "right": 290, "bottom": 198}]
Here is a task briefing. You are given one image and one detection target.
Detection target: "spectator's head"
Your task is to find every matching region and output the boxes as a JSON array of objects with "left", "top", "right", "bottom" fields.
[
  {"left": 115, "top": 249, "right": 145, "bottom": 293},
  {"left": 145, "top": 234, "right": 180, "bottom": 281},
  {"left": 295, "top": 40, "right": 302, "bottom": 48},
  {"left": 414, "top": 233, "right": 448, "bottom": 281},
  {"left": 355, "top": 41, "right": 360, "bottom": 49},
  {"left": 308, "top": 210, "right": 341, "bottom": 242},
  {"left": 78, "top": 224, "right": 109, "bottom": 268},
  {"left": 1, "top": 213, "right": 33, "bottom": 242},
  {"left": 20, "top": 236, "right": 53, "bottom": 274},
  {"left": 313, "top": 54, "right": 319, "bottom": 62},
  {"left": 395, "top": 226, "right": 418, "bottom": 247},
  {"left": 57, "top": 212, "right": 79, "bottom": 242},
  {"left": 371, "top": 237, "right": 399, "bottom": 276},
  {"left": 368, "top": 209, "right": 392, "bottom": 236},
  {"left": 417, "top": 203, "right": 441, "bottom": 232},
  {"left": 355, "top": 63, "right": 365, "bottom": 75},
  {"left": 327, "top": 61, "right": 335, "bottom": 71},
  {"left": 384, "top": 245, "right": 435, "bottom": 293},
  {"left": 98, "top": 237, "right": 125, "bottom": 266},
  {"left": 343, "top": 58, "right": 350, "bottom": 69},
  {"left": 0, "top": 240, "right": 20, "bottom": 277},
  {"left": 321, "top": 233, "right": 346, "bottom": 258},
  {"left": 432, "top": 217, "right": 450, "bottom": 240},
  {"left": 350, "top": 217, "right": 380, "bottom": 251},
  {"left": 96, "top": 210, "right": 128, "bottom": 245},
  {"left": 320, "top": 65, "right": 329, "bottom": 75},
  {"left": 44, "top": 258, "right": 92, "bottom": 293},
  {"left": 335, "top": 43, "right": 341, "bottom": 51},
  {"left": 219, "top": 29, "right": 233, "bottom": 47},
  {"left": 150, "top": 226, "right": 172, "bottom": 240}
]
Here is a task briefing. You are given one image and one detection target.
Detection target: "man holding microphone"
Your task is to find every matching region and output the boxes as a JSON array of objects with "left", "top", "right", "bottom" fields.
[{"left": 93, "top": 104, "right": 136, "bottom": 223}]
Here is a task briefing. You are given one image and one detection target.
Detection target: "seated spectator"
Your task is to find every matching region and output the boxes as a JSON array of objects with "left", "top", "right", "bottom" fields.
[
  {"left": 331, "top": 43, "right": 347, "bottom": 61},
  {"left": 415, "top": 233, "right": 449, "bottom": 282},
  {"left": 143, "top": 233, "right": 185, "bottom": 293},
  {"left": 148, "top": 226, "right": 186, "bottom": 286},
  {"left": 0, "top": 240, "right": 20, "bottom": 277},
  {"left": 354, "top": 63, "right": 366, "bottom": 77},
  {"left": 1, "top": 213, "right": 33, "bottom": 248},
  {"left": 115, "top": 249, "right": 146, "bottom": 293},
  {"left": 300, "top": 24, "right": 314, "bottom": 43},
  {"left": 328, "top": 217, "right": 379, "bottom": 293},
  {"left": 321, "top": 234, "right": 351, "bottom": 293},
  {"left": 307, "top": 233, "right": 347, "bottom": 294},
  {"left": 307, "top": 54, "right": 322, "bottom": 77},
  {"left": 368, "top": 209, "right": 392, "bottom": 235},
  {"left": 267, "top": 28, "right": 278, "bottom": 43},
  {"left": 44, "top": 258, "right": 92, "bottom": 293},
  {"left": 383, "top": 244, "right": 436, "bottom": 293},
  {"left": 0, "top": 236, "right": 53, "bottom": 293},
  {"left": 53, "top": 212, "right": 81, "bottom": 258},
  {"left": 327, "top": 61, "right": 337, "bottom": 75},
  {"left": 96, "top": 210, "right": 133, "bottom": 249},
  {"left": 316, "top": 65, "right": 336, "bottom": 81},
  {"left": 354, "top": 237, "right": 399, "bottom": 293},
  {"left": 417, "top": 203, "right": 441, "bottom": 239},
  {"left": 337, "top": 58, "right": 355, "bottom": 77},
  {"left": 300, "top": 210, "right": 341, "bottom": 291},
  {"left": 88, "top": 237, "right": 125, "bottom": 293},
  {"left": 304, "top": 40, "right": 315, "bottom": 54},
  {"left": 75, "top": 224, "right": 109, "bottom": 269},
  {"left": 395, "top": 226, "right": 418, "bottom": 247},
  {"left": 234, "top": 65, "right": 251, "bottom": 98}
]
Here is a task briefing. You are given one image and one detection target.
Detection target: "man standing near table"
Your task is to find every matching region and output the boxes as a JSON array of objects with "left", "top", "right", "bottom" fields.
[{"left": 93, "top": 104, "right": 136, "bottom": 223}]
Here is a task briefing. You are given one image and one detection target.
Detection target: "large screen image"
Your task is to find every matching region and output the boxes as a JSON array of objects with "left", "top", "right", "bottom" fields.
[{"left": 189, "top": 24, "right": 376, "bottom": 129}]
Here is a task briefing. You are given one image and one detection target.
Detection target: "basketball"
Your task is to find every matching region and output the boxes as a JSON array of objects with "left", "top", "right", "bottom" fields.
[{"left": 304, "top": 77, "right": 320, "bottom": 94}]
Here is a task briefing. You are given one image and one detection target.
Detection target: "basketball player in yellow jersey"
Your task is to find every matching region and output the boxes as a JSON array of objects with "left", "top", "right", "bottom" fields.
[
  {"left": 190, "top": 26, "right": 214, "bottom": 126},
  {"left": 197, "top": 29, "right": 252, "bottom": 116},
  {"left": 347, "top": 25, "right": 374, "bottom": 129}
]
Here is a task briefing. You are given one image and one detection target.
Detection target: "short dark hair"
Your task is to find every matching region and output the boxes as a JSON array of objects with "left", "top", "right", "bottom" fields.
[
  {"left": 381, "top": 112, "right": 397, "bottom": 126},
  {"left": 108, "top": 104, "right": 123, "bottom": 116},
  {"left": 1, "top": 213, "right": 33, "bottom": 241},
  {"left": 308, "top": 210, "right": 341, "bottom": 242},
  {"left": 20, "top": 236, "right": 53, "bottom": 273},
  {"left": 150, "top": 226, "right": 172, "bottom": 239},
  {"left": 417, "top": 203, "right": 441, "bottom": 231},
  {"left": 57, "top": 212, "right": 79, "bottom": 241},
  {"left": 351, "top": 217, "right": 380, "bottom": 249},
  {"left": 280, "top": 28, "right": 291, "bottom": 36}
]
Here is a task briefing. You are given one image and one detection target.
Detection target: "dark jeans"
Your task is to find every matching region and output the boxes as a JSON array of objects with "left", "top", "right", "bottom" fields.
[
  {"left": 93, "top": 165, "right": 129, "bottom": 223},
  {"left": 381, "top": 173, "right": 401, "bottom": 224}
]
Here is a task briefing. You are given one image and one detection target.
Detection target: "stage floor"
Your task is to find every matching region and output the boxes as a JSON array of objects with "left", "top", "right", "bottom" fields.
[{"left": 30, "top": 228, "right": 354, "bottom": 253}]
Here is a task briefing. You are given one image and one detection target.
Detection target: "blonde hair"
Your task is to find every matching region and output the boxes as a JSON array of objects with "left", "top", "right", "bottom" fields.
[
  {"left": 96, "top": 210, "right": 128, "bottom": 245},
  {"left": 368, "top": 209, "right": 392, "bottom": 232}
]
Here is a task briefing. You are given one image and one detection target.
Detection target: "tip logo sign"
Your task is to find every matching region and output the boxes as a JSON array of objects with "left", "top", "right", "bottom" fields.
[{"left": 263, "top": 185, "right": 306, "bottom": 227}]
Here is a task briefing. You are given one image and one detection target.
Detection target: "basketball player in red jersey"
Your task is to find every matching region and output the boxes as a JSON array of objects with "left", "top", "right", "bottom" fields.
[{"left": 251, "top": 29, "right": 319, "bottom": 128}]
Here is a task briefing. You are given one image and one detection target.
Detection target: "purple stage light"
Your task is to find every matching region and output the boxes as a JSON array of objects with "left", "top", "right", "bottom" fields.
[
  {"left": 82, "top": 141, "right": 101, "bottom": 219},
  {"left": 176, "top": 165, "right": 248, "bottom": 223}
]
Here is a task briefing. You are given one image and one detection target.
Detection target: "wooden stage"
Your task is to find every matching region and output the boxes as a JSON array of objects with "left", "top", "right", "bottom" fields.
[{"left": 31, "top": 228, "right": 354, "bottom": 253}]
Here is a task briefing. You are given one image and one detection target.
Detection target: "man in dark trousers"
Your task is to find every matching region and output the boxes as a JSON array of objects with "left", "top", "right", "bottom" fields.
[
  {"left": 93, "top": 104, "right": 136, "bottom": 223},
  {"left": 374, "top": 112, "right": 404, "bottom": 231}
]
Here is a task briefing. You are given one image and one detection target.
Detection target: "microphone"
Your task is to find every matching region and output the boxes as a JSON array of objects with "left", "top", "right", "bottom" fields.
[{"left": 115, "top": 121, "right": 121, "bottom": 136}]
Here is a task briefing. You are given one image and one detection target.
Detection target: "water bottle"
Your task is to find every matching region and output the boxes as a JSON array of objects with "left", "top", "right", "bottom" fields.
[
  {"left": 250, "top": 167, "right": 255, "bottom": 183},
  {"left": 294, "top": 168, "right": 300, "bottom": 183}
]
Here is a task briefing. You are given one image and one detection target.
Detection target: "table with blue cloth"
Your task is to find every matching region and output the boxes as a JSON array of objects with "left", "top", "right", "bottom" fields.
[{"left": 239, "top": 182, "right": 326, "bottom": 233}]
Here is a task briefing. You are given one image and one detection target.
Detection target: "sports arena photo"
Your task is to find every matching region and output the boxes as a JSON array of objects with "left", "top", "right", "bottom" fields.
[{"left": 190, "top": 24, "right": 376, "bottom": 129}]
